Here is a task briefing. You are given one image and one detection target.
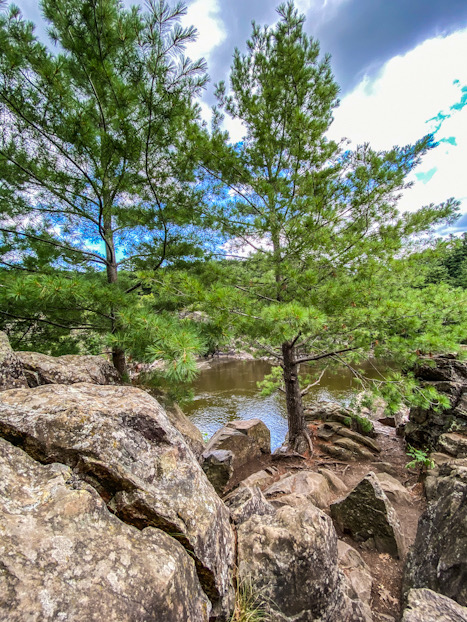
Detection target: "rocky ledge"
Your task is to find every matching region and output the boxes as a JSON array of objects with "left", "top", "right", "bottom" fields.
[{"left": 1, "top": 333, "right": 466, "bottom": 622}]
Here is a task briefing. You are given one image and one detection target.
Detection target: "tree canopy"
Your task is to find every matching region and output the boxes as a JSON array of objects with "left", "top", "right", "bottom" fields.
[{"left": 0, "top": 0, "right": 208, "bottom": 374}]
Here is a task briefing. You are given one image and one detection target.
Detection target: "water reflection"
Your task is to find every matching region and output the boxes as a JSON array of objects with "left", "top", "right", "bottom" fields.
[{"left": 184, "top": 358, "right": 389, "bottom": 450}]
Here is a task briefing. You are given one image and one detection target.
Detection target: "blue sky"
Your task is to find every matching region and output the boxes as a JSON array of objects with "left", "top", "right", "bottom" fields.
[{"left": 11, "top": 0, "right": 467, "bottom": 233}]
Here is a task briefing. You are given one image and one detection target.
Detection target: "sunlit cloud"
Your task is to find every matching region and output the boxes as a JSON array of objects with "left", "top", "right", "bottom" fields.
[
  {"left": 181, "top": 0, "right": 226, "bottom": 63},
  {"left": 327, "top": 28, "right": 467, "bottom": 220}
]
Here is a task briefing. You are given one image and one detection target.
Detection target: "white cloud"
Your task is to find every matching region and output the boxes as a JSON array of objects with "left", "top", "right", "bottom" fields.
[
  {"left": 328, "top": 28, "right": 467, "bottom": 219},
  {"left": 180, "top": 0, "right": 226, "bottom": 62}
]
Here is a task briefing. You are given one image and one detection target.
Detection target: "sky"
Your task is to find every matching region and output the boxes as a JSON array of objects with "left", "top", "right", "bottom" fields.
[
  {"left": 12, "top": 0, "right": 467, "bottom": 233},
  {"left": 178, "top": 0, "right": 467, "bottom": 234}
]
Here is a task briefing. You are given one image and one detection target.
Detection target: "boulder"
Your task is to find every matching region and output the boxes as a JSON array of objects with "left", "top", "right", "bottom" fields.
[
  {"left": 333, "top": 438, "right": 376, "bottom": 460},
  {"left": 338, "top": 540, "right": 373, "bottom": 606},
  {"left": 318, "top": 467, "right": 348, "bottom": 495},
  {"left": 264, "top": 470, "right": 331, "bottom": 509},
  {"left": 404, "top": 463, "right": 467, "bottom": 607},
  {"left": 205, "top": 419, "right": 270, "bottom": 464},
  {"left": 438, "top": 432, "right": 467, "bottom": 458},
  {"left": 305, "top": 400, "right": 351, "bottom": 423},
  {"left": 236, "top": 504, "right": 355, "bottom": 621},
  {"left": 0, "top": 383, "right": 235, "bottom": 620},
  {"left": 202, "top": 450, "right": 234, "bottom": 494},
  {"left": 405, "top": 356, "right": 467, "bottom": 448},
  {"left": 402, "top": 589, "right": 467, "bottom": 622},
  {"left": 321, "top": 444, "right": 356, "bottom": 461},
  {"left": 317, "top": 421, "right": 381, "bottom": 452},
  {"left": 202, "top": 419, "right": 271, "bottom": 490},
  {"left": 414, "top": 356, "right": 467, "bottom": 383},
  {"left": 0, "top": 438, "right": 211, "bottom": 622},
  {"left": 239, "top": 467, "right": 277, "bottom": 489},
  {"left": 165, "top": 402, "right": 205, "bottom": 458},
  {"left": 223, "top": 485, "right": 275, "bottom": 525},
  {"left": 330, "top": 472, "right": 406, "bottom": 559},
  {"left": 0, "top": 332, "right": 28, "bottom": 392},
  {"left": 16, "top": 351, "right": 121, "bottom": 386},
  {"left": 375, "top": 473, "right": 412, "bottom": 506}
]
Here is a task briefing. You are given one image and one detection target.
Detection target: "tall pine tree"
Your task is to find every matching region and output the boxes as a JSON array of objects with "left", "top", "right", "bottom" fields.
[
  {"left": 0, "top": 0, "right": 207, "bottom": 374},
  {"left": 200, "top": 2, "right": 464, "bottom": 451}
]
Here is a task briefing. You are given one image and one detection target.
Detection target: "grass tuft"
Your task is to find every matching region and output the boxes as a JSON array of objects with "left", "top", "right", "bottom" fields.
[{"left": 230, "top": 580, "right": 268, "bottom": 622}]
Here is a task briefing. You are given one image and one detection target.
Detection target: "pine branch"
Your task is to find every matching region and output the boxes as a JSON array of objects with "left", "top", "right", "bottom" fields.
[
  {"left": 0, "top": 310, "right": 99, "bottom": 330},
  {"left": 296, "top": 346, "right": 360, "bottom": 365},
  {"left": 0, "top": 229, "right": 107, "bottom": 265}
]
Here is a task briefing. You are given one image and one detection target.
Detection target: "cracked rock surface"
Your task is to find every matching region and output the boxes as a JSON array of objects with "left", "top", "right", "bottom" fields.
[
  {"left": 0, "top": 438, "right": 211, "bottom": 622},
  {"left": 0, "top": 383, "right": 235, "bottom": 620}
]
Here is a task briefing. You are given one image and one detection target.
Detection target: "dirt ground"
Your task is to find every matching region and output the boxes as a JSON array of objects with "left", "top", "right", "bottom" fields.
[{"left": 225, "top": 418, "right": 426, "bottom": 621}]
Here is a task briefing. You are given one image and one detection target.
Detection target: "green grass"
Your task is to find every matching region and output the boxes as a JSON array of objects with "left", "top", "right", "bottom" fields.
[{"left": 231, "top": 581, "right": 268, "bottom": 622}]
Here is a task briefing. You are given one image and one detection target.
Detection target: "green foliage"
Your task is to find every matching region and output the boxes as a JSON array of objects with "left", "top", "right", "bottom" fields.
[
  {"left": 376, "top": 371, "right": 452, "bottom": 416},
  {"left": 351, "top": 413, "right": 374, "bottom": 436},
  {"left": 0, "top": 0, "right": 208, "bottom": 375},
  {"left": 426, "top": 233, "right": 467, "bottom": 289},
  {"left": 406, "top": 445, "right": 435, "bottom": 471},
  {"left": 197, "top": 2, "right": 464, "bottom": 440},
  {"left": 257, "top": 365, "right": 283, "bottom": 396}
]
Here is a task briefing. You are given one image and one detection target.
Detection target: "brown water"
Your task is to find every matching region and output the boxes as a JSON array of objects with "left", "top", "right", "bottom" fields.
[{"left": 184, "top": 358, "right": 389, "bottom": 450}]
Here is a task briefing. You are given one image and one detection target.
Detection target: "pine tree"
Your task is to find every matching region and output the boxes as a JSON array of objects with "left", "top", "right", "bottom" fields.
[
  {"left": 0, "top": 0, "right": 207, "bottom": 374},
  {"left": 200, "top": 2, "right": 464, "bottom": 451}
]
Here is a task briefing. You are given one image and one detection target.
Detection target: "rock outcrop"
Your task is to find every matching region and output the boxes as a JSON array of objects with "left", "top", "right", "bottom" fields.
[
  {"left": 16, "top": 351, "right": 121, "bottom": 386},
  {"left": 263, "top": 470, "right": 332, "bottom": 510},
  {"left": 338, "top": 541, "right": 373, "bottom": 619},
  {"left": 0, "top": 332, "right": 28, "bottom": 391},
  {"left": 404, "top": 463, "right": 467, "bottom": 607},
  {"left": 165, "top": 402, "right": 205, "bottom": 458},
  {"left": 0, "top": 438, "right": 211, "bottom": 622},
  {"left": 330, "top": 472, "right": 406, "bottom": 559},
  {"left": 236, "top": 503, "right": 359, "bottom": 621},
  {"left": 402, "top": 589, "right": 467, "bottom": 622},
  {"left": 223, "top": 485, "right": 275, "bottom": 526},
  {"left": 405, "top": 356, "right": 467, "bottom": 449},
  {"left": 202, "top": 419, "right": 270, "bottom": 492},
  {"left": 0, "top": 383, "right": 235, "bottom": 620}
]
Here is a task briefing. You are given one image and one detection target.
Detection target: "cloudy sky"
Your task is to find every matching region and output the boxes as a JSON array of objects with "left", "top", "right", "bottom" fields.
[
  {"left": 13, "top": 0, "right": 467, "bottom": 232},
  {"left": 178, "top": 0, "right": 467, "bottom": 233}
]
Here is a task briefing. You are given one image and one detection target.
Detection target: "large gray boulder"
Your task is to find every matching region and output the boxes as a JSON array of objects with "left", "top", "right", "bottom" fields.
[
  {"left": 165, "top": 402, "right": 205, "bottom": 458},
  {"left": 264, "top": 470, "right": 332, "bottom": 509},
  {"left": 16, "top": 351, "right": 121, "bottom": 386},
  {"left": 0, "top": 332, "right": 28, "bottom": 391},
  {"left": 236, "top": 504, "right": 359, "bottom": 621},
  {"left": 402, "top": 589, "right": 467, "bottom": 622},
  {"left": 330, "top": 472, "right": 406, "bottom": 559},
  {"left": 338, "top": 540, "right": 373, "bottom": 607},
  {"left": 202, "top": 419, "right": 271, "bottom": 491},
  {"left": 404, "top": 463, "right": 467, "bottom": 607},
  {"left": 223, "top": 485, "right": 276, "bottom": 525},
  {"left": 438, "top": 432, "right": 467, "bottom": 459},
  {"left": 0, "top": 438, "right": 211, "bottom": 622},
  {"left": 0, "top": 383, "right": 235, "bottom": 620}
]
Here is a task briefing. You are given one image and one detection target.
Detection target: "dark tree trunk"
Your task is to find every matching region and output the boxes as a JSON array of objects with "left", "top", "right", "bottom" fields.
[
  {"left": 104, "top": 227, "right": 128, "bottom": 379},
  {"left": 112, "top": 346, "right": 128, "bottom": 377},
  {"left": 282, "top": 340, "right": 306, "bottom": 448}
]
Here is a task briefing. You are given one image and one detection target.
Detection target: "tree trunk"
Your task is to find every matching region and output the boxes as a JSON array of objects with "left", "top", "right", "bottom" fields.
[
  {"left": 282, "top": 340, "right": 306, "bottom": 448},
  {"left": 104, "top": 223, "right": 128, "bottom": 378},
  {"left": 112, "top": 346, "right": 127, "bottom": 377}
]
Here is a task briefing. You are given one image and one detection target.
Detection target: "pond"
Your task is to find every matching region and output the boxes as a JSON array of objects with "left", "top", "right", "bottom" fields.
[{"left": 183, "top": 358, "right": 389, "bottom": 451}]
